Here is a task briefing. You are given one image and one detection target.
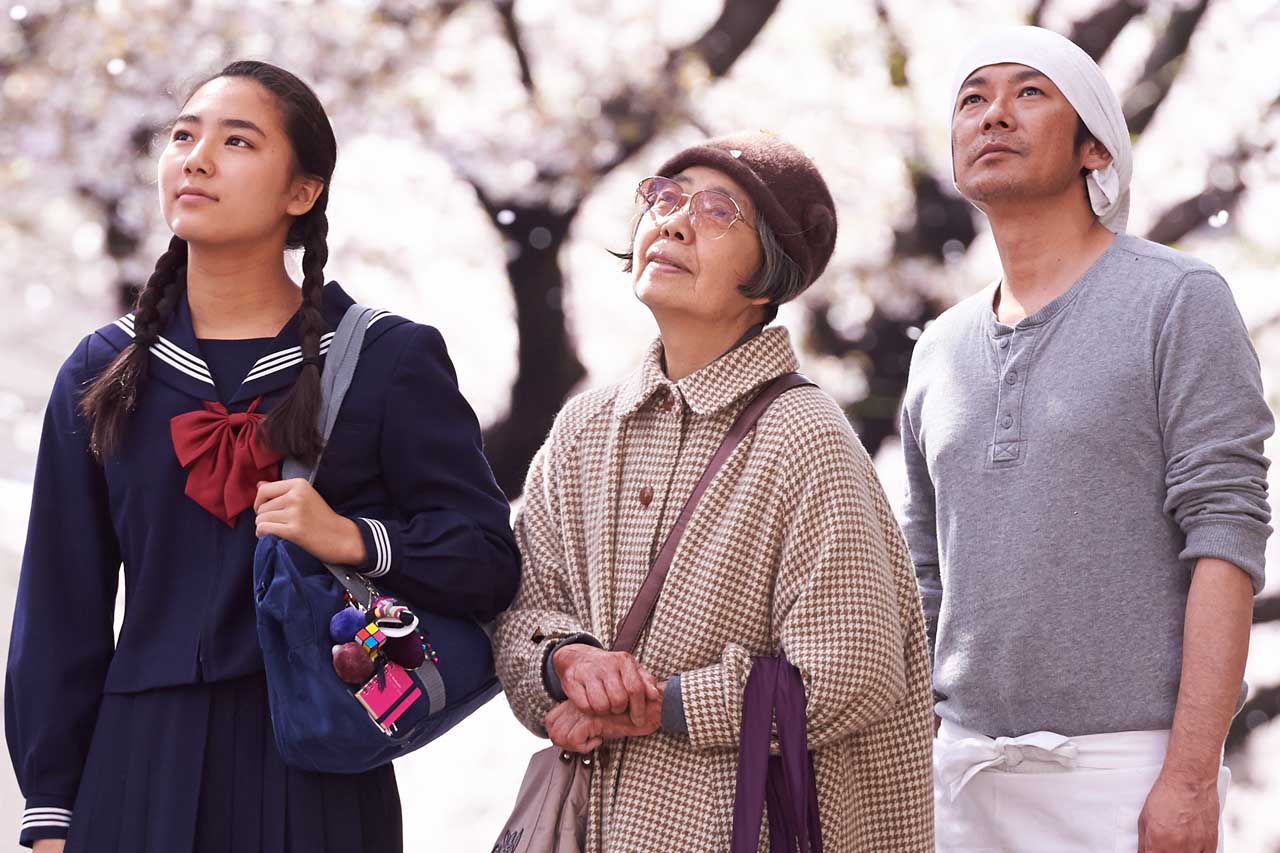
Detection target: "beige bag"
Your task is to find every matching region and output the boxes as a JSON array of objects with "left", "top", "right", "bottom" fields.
[
  {"left": 492, "top": 374, "right": 812, "bottom": 853},
  {"left": 491, "top": 747, "right": 593, "bottom": 853}
]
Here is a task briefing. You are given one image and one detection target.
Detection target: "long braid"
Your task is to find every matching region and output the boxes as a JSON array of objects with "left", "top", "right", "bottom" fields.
[
  {"left": 262, "top": 199, "right": 329, "bottom": 464},
  {"left": 81, "top": 236, "right": 188, "bottom": 458}
]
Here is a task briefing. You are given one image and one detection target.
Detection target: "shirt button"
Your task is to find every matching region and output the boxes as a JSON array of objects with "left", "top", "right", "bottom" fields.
[
  {"left": 638, "top": 487, "right": 654, "bottom": 507},
  {"left": 1002, "top": 414, "right": 1014, "bottom": 429},
  {"left": 999, "top": 338, "right": 1010, "bottom": 349},
  {"left": 655, "top": 389, "right": 673, "bottom": 412},
  {"left": 1005, "top": 371, "right": 1018, "bottom": 385}
]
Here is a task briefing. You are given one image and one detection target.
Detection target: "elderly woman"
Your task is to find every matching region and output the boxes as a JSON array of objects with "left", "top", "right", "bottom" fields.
[{"left": 493, "top": 133, "right": 933, "bottom": 851}]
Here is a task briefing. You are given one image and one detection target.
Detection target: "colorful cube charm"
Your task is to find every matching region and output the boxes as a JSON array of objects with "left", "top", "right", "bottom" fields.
[{"left": 356, "top": 622, "right": 386, "bottom": 653}]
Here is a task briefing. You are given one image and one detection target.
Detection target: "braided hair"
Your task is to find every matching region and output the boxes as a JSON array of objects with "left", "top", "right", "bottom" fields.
[
  {"left": 81, "top": 236, "right": 188, "bottom": 457},
  {"left": 81, "top": 61, "right": 337, "bottom": 464}
]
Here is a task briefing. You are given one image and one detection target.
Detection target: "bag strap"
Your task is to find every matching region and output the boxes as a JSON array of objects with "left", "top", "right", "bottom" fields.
[
  {"left": 281, "top": 302, "right": 375, "bottom": 483},
  {"left": 281, "top": 303, "right": 380, "bottom": 609},
  {"left": 281, "top": 303, "right": 450, "bottom": 715},
  {"left": 611, "top": 372, "right": 814, "bottom": 654}
]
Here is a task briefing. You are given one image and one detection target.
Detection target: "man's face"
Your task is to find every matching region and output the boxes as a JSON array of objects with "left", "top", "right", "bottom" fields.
[{"left": 951, "top": 63, "right": 1108, "bottom": 208}]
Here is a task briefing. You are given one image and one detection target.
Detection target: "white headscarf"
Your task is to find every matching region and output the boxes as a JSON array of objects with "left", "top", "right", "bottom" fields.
[{"left": 950, "top": 26, "right": 1133, "bottom": 233}]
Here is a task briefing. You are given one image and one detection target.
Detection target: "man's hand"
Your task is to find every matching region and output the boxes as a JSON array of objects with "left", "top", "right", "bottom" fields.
[
  {"left": 543, "top": 691, "right": 663, "bottom": 753},
  {"left": 1137, "top": 770, "right": 1220, "bottom": 853},
  {"left": 253, "top": 479, "right": 367, "bottom": 566},
  {"left": 552, "top": 644, "right": 661, "bottom": 725}
]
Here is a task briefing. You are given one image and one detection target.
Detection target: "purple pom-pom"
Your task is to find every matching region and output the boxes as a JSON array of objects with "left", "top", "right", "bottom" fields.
[
  {"left": 384, "top": 633, "right": 427, "bottom": 669},
  {"left": 333, "top": 642, "right": 375, "bottom": 685},
  {"left": 330, "top": 607, "right": 366, "bottom": 644}
]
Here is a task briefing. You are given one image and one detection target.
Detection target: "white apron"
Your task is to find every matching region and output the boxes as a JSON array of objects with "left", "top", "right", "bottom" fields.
[{"left": 934, "top": 719, "right": 1230, "bottom": 852}]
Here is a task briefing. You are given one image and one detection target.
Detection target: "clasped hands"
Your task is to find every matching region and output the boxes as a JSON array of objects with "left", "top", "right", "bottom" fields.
[{"left": 543, "top": 644, "right": 665, "bottom": 754}]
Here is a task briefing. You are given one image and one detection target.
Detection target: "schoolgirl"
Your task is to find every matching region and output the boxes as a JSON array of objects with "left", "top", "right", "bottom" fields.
[{"left": 5, "top": 61, "right": 520, "bottom": 852}]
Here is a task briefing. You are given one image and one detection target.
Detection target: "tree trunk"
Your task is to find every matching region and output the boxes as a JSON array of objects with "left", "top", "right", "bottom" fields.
[{"left": 480, "top": 204, "right": 584, "bottom": 497}]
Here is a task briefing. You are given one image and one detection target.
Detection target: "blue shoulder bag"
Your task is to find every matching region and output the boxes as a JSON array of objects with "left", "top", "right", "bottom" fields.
[{"left": 253, "top": 304, "right": 501, "bottom": 774}]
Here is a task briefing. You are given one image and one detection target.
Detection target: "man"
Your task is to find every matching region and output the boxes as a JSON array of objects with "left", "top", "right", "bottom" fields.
[{"left": 901, "top": 25, "right": 1273, "bottom": 852}]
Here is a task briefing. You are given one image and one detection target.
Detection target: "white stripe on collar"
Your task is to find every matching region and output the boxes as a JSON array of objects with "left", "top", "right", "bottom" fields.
[
  {"left": 115, "top": 315, "right": 214, "bottom": 382},
  {"left": 114, "top": 309, "right": 391, "bottom": 387},
  {"left": 241, "top": 310, "right": 391, "bottom": 384}
]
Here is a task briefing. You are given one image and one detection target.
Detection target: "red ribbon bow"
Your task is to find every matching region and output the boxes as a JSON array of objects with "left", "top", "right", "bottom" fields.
[{"left": 170, "top": 397, "right": 285, "bottom": 527}]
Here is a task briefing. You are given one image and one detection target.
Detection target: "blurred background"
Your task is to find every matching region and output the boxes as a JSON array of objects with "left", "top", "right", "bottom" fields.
[{"left": 2, "top": 0, "right": 1279, "bottom": 848}]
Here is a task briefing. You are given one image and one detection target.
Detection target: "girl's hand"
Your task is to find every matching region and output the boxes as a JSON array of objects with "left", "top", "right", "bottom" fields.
[
  {"left": 33, "top": 839, "right": 66, "bottom": 852},
  {"left": 253, "top": 479, "right": 367, "bottom": 566}
]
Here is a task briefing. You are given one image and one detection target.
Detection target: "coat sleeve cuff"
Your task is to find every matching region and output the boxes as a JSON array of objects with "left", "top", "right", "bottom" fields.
[
  {"left": 681, "top": 655, "right": 751, "bottom": 751},
  {"left": 352, "top": 517, "right": 398, "bottom": 578},
  {"left": 541, "top": 633, "right": 605, "bottom": 701},
  {"left": 1181, "top": 520, "right": 1268, "bottom": 594},
  {"left": 20, "top": 797, "right": 73, "bottom": 847}
]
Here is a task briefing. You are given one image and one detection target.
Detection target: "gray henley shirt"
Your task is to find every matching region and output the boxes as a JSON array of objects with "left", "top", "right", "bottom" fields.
[{"left": 900, "top": 234, "right": 1273, "bottom": 738}]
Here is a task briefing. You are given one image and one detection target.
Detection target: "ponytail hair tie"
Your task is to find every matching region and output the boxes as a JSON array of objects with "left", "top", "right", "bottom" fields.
[{"left": 301, "top": 355, "right": 323, "bottom": 368}]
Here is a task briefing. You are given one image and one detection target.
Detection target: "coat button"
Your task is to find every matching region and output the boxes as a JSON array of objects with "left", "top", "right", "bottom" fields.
[
  {"left": 638, "top": 487, "right": 654, "bottom": 507},
  {"left": 655, "top": 389, "right": 673, "bottom": 412},
  {"left": 1002, "top": 414, "right": 1014, "bottom": 429},
  {"left": 1005, "top": 371, "right": 1018, "bottom": 385}
]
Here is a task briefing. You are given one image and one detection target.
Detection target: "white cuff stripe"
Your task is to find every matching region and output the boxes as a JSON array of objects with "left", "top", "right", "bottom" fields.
[
  {"left": 22, "top": 806, "right": 71, "bottom": 829},
  {"left": 373, "top": 519, "right": 391, "bottom": 576},
  {"left": 361, "top": 518, "right": 391, "bottom": 577}
]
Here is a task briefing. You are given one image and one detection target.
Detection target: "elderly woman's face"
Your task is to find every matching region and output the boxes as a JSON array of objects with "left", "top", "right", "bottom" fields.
[{"left": 631, "top": 166, "right": 765, "bottom": 325}]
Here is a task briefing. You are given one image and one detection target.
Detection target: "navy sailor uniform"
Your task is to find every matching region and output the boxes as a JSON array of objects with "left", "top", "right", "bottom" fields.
[{"left": 5, "top": 282, "right": 521, "bottom": 849}]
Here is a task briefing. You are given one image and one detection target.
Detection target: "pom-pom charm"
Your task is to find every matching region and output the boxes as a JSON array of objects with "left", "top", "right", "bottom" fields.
[
  {"left": 329, "top": 607, "right": 367, "bottom": 644},
  {"left": 333, "top": 642, "right": 375, "bottom": 685},
  {"left": 384, "top": 633, "right": 427, "bottom": 669}
]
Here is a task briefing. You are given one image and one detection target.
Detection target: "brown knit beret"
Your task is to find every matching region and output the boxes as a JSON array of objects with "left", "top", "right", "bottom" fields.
[{"left": 655, "top": 131, "right": 838, "bottom": 286}]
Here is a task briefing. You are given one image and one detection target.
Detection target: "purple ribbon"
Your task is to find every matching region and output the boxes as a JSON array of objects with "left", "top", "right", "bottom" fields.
[{"left": 731, "top": 651, "right": 823, "bottom": 853}]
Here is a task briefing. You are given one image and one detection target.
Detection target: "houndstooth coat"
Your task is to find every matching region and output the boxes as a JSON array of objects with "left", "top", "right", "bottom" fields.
[{"left": 494, "top": 327, "right": 934, "bottom": 851}]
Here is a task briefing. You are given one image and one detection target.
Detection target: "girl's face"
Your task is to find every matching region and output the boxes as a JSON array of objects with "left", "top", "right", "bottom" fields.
[
  {"left": 631, "top": 165, "right": 768, "bottom": 327},
  {"left": 158, "top": 76, "right": 321, "bottom": 248}
]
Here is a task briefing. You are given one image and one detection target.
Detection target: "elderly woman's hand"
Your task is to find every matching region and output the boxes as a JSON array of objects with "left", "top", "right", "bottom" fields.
[
  {"left": 552, "top": 644, "right": 662, "bottom": 725},
  {"left": 544, "top": 700, "right": 606, "bottom": 753},
  {"left": 544, "top": 691, "right": 664, "bottom": 753}
]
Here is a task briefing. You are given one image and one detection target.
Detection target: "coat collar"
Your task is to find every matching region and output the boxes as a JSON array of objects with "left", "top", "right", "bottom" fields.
[
  {"left": 613, "top": 325, "right": 800, "bottom": 421},
  {"left": 96, "top": 281, "right": 401, "bottom": 404}
]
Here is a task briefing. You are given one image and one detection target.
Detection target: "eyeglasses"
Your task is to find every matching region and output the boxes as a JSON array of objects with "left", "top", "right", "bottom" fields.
[{"left": 635, "top": 175, "right": 754, "bottom": 240}]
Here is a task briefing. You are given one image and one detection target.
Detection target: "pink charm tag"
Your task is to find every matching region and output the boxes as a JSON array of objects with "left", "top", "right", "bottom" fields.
[{"left": 355, "top": 661, "right": 423, "bottom": 734}]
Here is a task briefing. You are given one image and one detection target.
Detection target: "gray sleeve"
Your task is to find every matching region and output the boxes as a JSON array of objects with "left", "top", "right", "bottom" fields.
[
  {"left": 660, "top": 675, "right": 687, "bottom": 734},
  {"left": 1156, "top": 270, "right": 1274, "bottom": 593},
  {"left": 900, "top": 399, "right": 942, "bottom": 659}
]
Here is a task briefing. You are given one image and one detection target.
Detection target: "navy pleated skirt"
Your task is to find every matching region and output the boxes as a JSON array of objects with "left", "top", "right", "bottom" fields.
[{"left": 65, "top": 672, "right": 402, "bottom": 853}]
